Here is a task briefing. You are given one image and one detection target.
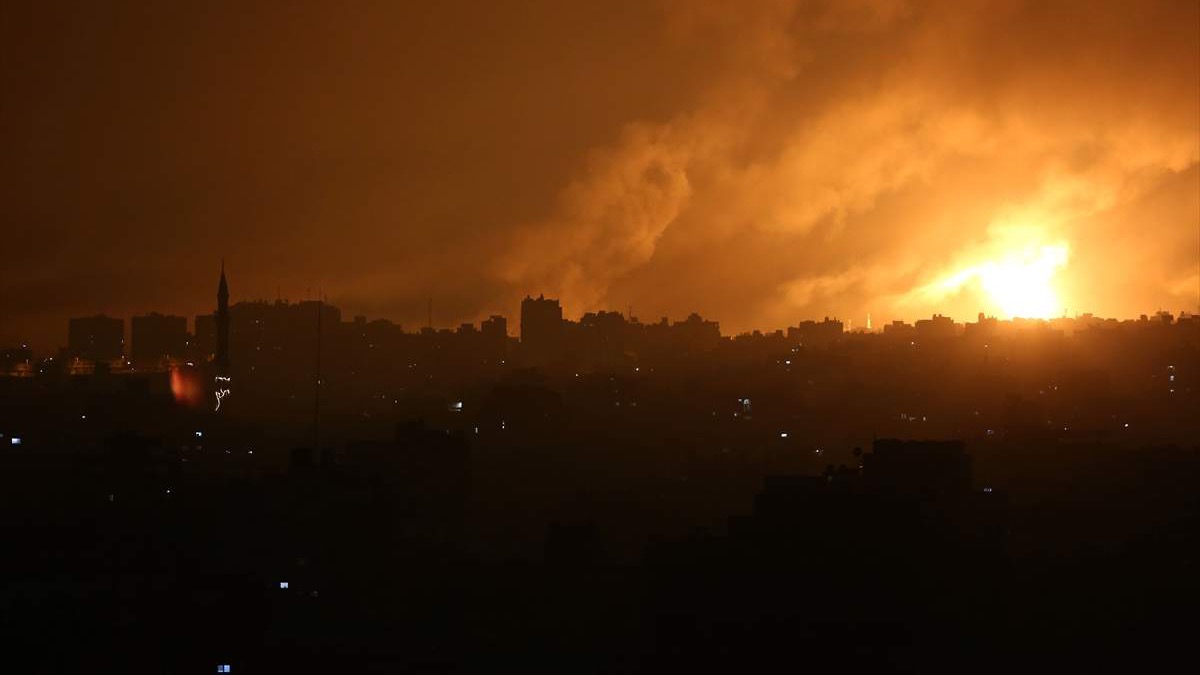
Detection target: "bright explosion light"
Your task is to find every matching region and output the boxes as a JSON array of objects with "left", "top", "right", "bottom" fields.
[{"left": 938, "top": 243, "right": 1069, "bottom": 319}]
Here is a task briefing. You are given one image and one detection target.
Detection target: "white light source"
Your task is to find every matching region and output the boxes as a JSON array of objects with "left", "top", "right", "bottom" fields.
[
  {"left": 10, "top": 437, "right": 21, "bottom": 446},
  {"left": 279, "top": 581, "right": 289, "bottom": 589},
  {"left": 779, "top": 432, "right": 788, "bottom": 438},
  {"left": 195, "top": 431, "right": 203, "bottom": 438}
]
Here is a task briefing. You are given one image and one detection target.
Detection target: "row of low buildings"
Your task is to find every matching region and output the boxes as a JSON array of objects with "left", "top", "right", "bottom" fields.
[{"left": 9, "top": 269, "right": 1198, "bottom": 377}]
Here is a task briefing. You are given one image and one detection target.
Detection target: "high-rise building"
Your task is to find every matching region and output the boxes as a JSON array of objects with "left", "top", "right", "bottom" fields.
[
  {"left": 194, "top": 314, "right": 216, "bottom": 358},
  {"left": 67, "top": 315, "right": 124, "bottom": 362},
  {"left": 131, "top": 313, "right": 188, "bottom": 364},
  {"left": 481, "top": 314, "right": 508, "bottom": 358},
  {"left": 520, "top": 294, "right": 564, "bottom": 359}
]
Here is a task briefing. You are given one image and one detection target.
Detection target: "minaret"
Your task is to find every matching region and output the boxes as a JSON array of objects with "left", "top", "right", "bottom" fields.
[{"left": 215, "top": 260, "right": 230, "bottom": 369}]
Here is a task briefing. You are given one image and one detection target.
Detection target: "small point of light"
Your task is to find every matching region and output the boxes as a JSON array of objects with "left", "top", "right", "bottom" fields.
[
  {"left": 1124, "top": 423, "right": 1130, "bottom": 428},
  {"left": 279, "top": 581, "right": 289, "bottom": 589},
  {"left": 195, "top": 431, "right": 203, "bottom": 438},
  {"left": 10, "top": 437, "right": 21, "bottom": 446},
  {"left": 779, "top": 432, "right": 788, "bottom": 438},
  {"left": 983, "top": 487, "right": 993, "bottom": 493}
]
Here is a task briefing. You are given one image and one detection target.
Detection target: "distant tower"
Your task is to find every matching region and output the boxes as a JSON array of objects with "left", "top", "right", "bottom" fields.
[{"left": 214, "top": 261, "right": 230, "bottom": 369}]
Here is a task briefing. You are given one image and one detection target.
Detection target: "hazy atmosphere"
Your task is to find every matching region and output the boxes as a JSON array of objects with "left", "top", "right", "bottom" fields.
[{"left": 3, "top": 0, "right": 1197, "bottom": 351}]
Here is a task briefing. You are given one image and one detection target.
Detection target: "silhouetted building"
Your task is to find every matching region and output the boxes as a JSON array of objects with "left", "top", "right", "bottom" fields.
[
  {"left": 67, "top": 315, "right": 124, "bottom": 362},
  {"left": 131, "top": 313, "right": 188, "bottom": 364},
  {"left": 787, "top": 317, "right": 844, "bottom": 347},
  {"left": 915, "top": 314, "right": 957, "bottom": 342},
  {"left": 671, "top": 312, "right": 722, "bottom": 354},
  {"left": 194, "top": 313, "right": 215, "bottom": 358},
  {"left": 481, "top": 314, "right": 508, "bottom": 358},
  {"left": 520, "top": 294, "right": 564, "bottom": 360}
]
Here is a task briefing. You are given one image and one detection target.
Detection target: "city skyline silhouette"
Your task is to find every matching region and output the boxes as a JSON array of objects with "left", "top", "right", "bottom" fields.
[{"left": 1, "top": 2, "right": 1197, "bottom": 672}]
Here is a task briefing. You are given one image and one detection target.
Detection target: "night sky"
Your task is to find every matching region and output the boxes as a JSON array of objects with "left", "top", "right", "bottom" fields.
[{"left": 2, "top": 1, "right": 1197, "bottom": 352}]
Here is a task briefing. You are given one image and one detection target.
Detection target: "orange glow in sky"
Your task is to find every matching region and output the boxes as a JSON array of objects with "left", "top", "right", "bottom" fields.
[{"left": 937, "top": 243, "right": 1071, "bottom": 319}]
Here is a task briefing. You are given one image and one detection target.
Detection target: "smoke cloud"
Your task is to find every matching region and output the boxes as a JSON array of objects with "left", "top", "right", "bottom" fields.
[{"left": 1, "top": 0, "right": 1196, "bottom": 349}]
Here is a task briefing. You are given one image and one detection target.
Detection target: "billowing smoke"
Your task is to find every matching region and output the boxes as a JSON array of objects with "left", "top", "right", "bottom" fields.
[
  {"left": 1, "top": 0, "right": 1196, "bottom": 350},
  {"left": 494, "top": 0, "right": 1199, "bottom": 329}
]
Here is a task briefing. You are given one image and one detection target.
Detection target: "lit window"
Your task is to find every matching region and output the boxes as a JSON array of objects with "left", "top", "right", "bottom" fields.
[
  {"left": 279, "top": 581, "right": 289, "bottom": 589},
  {"left": 10, "top": 437, "right": 20, "bottom": 446},
  {"left": 217, "top": 666, "right": 231, "bottom": 673},
  {"left": 983, "top": 487, "right": 993, "bottom": 494}
]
